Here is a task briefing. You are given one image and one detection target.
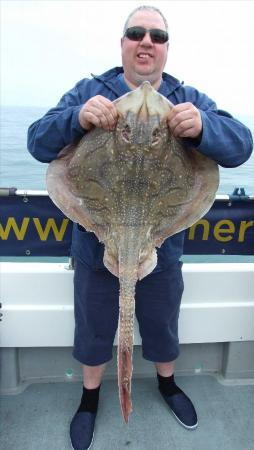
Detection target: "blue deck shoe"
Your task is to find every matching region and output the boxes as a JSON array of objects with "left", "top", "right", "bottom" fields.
[
  {"left": 159, "top": 387, "right": 198, "bottom": 430},
  {"left": 70, "top": 411, "right": 96, "bottom": 450}
]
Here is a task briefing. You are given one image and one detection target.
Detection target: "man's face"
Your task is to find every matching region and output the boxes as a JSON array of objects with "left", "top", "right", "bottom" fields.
[{"left": 121, "top": 10, "right": 168, "bottom": 88}]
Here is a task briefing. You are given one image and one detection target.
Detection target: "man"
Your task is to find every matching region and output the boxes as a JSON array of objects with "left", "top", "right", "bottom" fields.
[{"left": 27, "top": 5, "right": 253, "bottom": 450}]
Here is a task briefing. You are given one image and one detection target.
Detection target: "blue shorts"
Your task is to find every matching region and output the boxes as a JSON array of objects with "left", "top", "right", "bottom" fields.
[{"left": 72, "top": 259, "right": 184, "bottom": 366}]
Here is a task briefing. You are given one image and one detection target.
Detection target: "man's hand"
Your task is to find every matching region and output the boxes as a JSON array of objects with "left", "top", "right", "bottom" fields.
[
  {"left": 167, "top": 102, "right": 202, "bottom": 139},
  {"left": 79, "top": 95, "right": 118, "bottom": 131}
]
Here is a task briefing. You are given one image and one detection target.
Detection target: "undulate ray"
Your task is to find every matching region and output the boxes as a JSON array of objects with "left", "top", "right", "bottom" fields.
[{"left": 46, "top": 82, "right": 219, "bottom": 423}]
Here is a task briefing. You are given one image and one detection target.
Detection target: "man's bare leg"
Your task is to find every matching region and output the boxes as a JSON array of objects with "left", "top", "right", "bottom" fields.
[
  {"left": 82, "top": 363, "right": 107, "bottom": 388},
  {"left": 155, "top": 361, "right": 175, "bottom": 376}
]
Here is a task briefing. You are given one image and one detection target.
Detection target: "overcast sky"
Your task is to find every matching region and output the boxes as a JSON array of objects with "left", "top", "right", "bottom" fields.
[{"left": 1, "top": 0, "right": 254, "bottom": 116}]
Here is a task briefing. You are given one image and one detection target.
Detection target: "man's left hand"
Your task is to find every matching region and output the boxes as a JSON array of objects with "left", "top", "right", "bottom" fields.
[{"left": 167, "top": 102, "right": 202, "bottom": 139}]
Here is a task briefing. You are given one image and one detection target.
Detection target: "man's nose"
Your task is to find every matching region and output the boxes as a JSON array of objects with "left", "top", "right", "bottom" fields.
[{"left": 140, "top": 31, "right": 153, "bottom": 45}]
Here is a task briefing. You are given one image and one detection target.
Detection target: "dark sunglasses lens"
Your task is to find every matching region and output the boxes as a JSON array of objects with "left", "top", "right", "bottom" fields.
[
  {"left": 150, "top": 29, "right": 168, "bottom": 43},
  {"left": 126, "top": 27, "right": 146, "bottom": 41},
  {"left": 125, "top": 27, "right": 168, "bottom": 44}
]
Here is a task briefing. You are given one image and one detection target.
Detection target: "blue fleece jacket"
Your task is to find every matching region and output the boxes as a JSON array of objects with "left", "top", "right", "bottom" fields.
[{"left": 27, "top": 67, "right": 253, "bottom": 270}]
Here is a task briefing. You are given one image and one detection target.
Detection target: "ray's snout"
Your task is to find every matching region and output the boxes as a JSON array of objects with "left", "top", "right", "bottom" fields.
[{"left": 115, "top": 81, "right": 172, "bottom": 123}]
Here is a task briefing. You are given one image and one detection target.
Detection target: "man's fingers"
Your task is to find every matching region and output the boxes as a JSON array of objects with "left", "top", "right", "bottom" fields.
[
  {"left": 81, "top": 111, "right": 103, "bottom": 129},
  {"left": 85, "top": 101, "right": 116, "bottom": 130},
  {"left": 167, "top": 102, "right": 202, "bottom": 138},
  {"left": 168, "top": 110, "right": 194, "bottom": 133},
  {"left": 86, "top": 104, "right": 114, "bottom": 129},
  {"left": 94, "top": 97, "right": 118, "bottom": 128},
  {"left": 168, "top": 102, "right": 194, "bottom": 116},
  {"left": 172, "top": 119, "right": 195, "bottom": 138},
  {"left": 79, "top": 95, "right": 118, "bottom": 130}
]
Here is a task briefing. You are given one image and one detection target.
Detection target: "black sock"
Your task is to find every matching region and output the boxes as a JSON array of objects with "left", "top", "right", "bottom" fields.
[
  {"left": 77, "top": 385, "right": 101, "bottom": 413},
  {"left": 157, "top": 373, "right": 182, "bottom": 396}
]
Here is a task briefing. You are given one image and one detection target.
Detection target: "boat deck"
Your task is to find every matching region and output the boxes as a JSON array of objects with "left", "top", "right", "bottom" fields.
[{"left": 1, "top": 374, "right": 254, "bottom": 450}]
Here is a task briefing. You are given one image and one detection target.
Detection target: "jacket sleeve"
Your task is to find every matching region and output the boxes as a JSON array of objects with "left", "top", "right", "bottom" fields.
[
  {"left": 183, "top": 88, "right": 253, "bottom": 168},
  {"left": 27, "top": 82, "right": 88, "bottom": 163}
]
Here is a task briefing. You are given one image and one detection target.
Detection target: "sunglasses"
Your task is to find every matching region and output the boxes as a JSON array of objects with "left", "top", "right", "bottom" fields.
[{"left": 124, "top": 26, "right": 168, "bottom": 44}]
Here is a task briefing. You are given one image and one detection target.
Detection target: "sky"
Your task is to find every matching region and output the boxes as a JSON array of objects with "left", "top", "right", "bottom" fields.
[{"left": 1, "top": 0, "right": 254, "bottom": 116}]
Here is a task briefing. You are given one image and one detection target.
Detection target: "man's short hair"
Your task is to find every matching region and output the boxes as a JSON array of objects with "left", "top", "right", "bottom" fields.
[{"left": 123, "top": 5, "right": 169, "bottom": 34}]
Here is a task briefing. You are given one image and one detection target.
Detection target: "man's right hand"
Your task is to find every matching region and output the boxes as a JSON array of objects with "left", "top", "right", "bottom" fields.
[{"left": 79, "top": 95, "right": 118, "bottom": 131}]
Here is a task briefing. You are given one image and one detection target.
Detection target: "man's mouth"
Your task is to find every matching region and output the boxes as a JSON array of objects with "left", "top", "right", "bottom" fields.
[{"left": 137, "top": 53, "right": 153, "bottom": 60}]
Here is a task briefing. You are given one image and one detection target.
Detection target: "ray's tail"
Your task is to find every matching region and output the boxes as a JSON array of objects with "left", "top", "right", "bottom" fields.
[
  {"left": 118, "top": 281, "right": 136, "bottom": 423},
  {"left": 117, "top": 228, "right": 140, "bottom": 423}
]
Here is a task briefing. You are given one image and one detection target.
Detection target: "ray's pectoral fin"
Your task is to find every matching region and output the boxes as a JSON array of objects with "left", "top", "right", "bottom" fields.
[
  {"left": 137, "top": 242, "right": 157, "bottom": 280},
  {"left": 154, "top": 149, "right": 219, "bottom": 246},
  {"left": 46, "top": 146, "right": 95, "bottom": 233},
  {"left": 103, "top": 246, "right": 119, "bottom": 278}
]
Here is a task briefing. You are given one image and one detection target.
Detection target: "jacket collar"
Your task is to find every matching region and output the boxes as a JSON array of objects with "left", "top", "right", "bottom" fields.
[{"left": 91, "top": 66, "right": 182, "bottom": 98}]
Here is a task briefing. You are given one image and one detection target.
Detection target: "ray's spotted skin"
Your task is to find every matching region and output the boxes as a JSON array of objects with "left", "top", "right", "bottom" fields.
[{"left": 46, "top": 82, "right": 219, "bottom": 422}]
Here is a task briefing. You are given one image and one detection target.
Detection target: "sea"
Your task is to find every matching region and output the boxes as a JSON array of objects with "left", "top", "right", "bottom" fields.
[{"left": 0, "top": 105, "right": 253, "bottom": 263}]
